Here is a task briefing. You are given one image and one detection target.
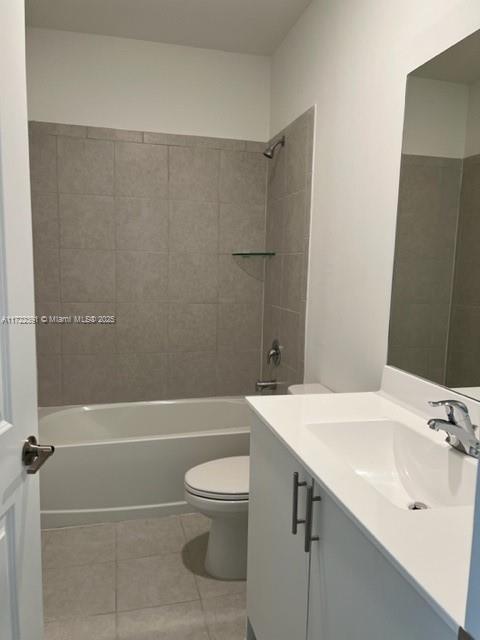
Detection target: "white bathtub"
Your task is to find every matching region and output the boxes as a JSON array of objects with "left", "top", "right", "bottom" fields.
[{"left": 39, "top": 397, "right": 250, "bottom": 528}]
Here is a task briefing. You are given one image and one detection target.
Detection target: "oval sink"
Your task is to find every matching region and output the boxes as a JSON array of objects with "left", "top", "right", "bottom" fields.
[{"left": 307, "top": 420, "right": 476, "bottom": 509}]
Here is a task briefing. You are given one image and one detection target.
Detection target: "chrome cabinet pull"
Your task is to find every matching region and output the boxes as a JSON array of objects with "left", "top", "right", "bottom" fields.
[
  {"left": 292, "top": 472, "right": 307, "bottom": 534},
  {"left": 22, "top": 435, "right": 55, "bottom": 474},
  {"left": 304, "top": 484, "right": 321, "bottom": 553}
]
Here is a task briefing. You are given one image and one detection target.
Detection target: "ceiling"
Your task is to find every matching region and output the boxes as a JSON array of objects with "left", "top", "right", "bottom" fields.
[
  {"left": 413, "top": 28, "right": 480, "bottom": 84},
  {"left": 25, "top": 0, "right": 311, "bottom": 56}
]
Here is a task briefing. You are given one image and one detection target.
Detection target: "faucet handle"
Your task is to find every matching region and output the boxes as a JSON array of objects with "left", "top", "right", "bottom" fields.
[{"left": 428, "top": 399, "right": 469, "bottom": 424}]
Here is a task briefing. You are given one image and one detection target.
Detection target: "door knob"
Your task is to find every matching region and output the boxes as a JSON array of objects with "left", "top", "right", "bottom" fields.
[{"left": 22, "top": 435, "right": 55, "bottom": 474}]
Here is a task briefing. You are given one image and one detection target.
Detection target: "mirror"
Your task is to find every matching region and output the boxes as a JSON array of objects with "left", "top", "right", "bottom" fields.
[{"left": 388, "top": 29, "right": 480, "bottom": 401}]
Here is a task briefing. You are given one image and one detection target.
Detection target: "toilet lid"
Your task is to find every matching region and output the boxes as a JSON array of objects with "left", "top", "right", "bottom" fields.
[{"left": 185, "top": 456, "right": 249, "bottom": 501}]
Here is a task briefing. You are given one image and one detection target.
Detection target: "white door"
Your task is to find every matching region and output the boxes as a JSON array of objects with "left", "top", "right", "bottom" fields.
[{"left": 0, "top": 2, "right": 46, "bottom": 639}]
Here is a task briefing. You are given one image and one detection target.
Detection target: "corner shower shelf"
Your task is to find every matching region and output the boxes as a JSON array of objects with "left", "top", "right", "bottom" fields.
[{"left": 232, "top": 251, "right": 276, "bottom": 257}]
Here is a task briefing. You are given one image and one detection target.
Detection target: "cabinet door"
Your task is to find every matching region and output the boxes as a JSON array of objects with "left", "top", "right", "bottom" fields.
[
  {"left": 307, "top": 487, "right": 456, "bottom": 640},
  {"left": 247, "top": 414, "right": 311, "bottom": 640}
]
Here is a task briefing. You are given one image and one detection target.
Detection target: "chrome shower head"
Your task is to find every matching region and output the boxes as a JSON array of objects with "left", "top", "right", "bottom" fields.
[{"left": 263, "top": 136, "right": 285, "bottom": 159}]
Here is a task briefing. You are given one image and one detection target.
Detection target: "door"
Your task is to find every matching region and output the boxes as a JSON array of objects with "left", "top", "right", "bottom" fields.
[
  {"left": 0, "top": 2, "right": 45, "bottom": 639},
  {"left": 307, "top": 486, "right": 456, "bottom": 640},
  {"left": 246, "top": 414, "right": 311, "bottom": 640}
]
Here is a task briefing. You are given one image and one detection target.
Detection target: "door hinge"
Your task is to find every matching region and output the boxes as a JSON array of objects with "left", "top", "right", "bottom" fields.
[{"left": 459, "top": 627, "right": 475, "bottom": 640}]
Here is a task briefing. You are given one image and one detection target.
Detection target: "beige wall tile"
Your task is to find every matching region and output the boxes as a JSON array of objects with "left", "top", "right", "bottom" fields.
[
  {"left": 36, "top": 302, "right": 62, "bottom": 355},
  {"left": 29, "top": 132, "right": 57, "bottom": 193},
  {"left": 168, "top": 254, "right": 218, "bottom": 303},
  {"left": 58, "top": 137, "right": 114, "bottom": 195},
  {"left": 219, "top": 202, "right": 265, "bottom": 253},
  {"left": 37, "top": 354, "right": 62, "bottom": 406},
  {"left": 218, "top": 302, "right": 262, "bottom": 351},
  {"left": 62, "top": 354, "right": 118, "bottom": 405},
  {"left": 218, "top": 256, "right": 263, "bottom": 303},
  {"left": 115, "top": 197, "right": 168, "bottom": 252},
  {"left": 61, "top": 303, "right": 116, "bottom": 354},
  {"left": 169, "top": 146, "right": 220, "bottom": 202},
  {"left": 59, "top": 194, "right": 115, "bottom": 250},
  {"left": 167, "top": 352, "right": 217, "bottom": 399},
  {"left": 116, "top": 353, "right": 169, "bottom": 401},
  {"left": 88, "top": 127, "right": 142, "bottom": 143},
  {"left": 34, "top": 246, "right": 60, "bottom": 302},
  {"left": 220, "top": 151, "right": 267, "bottom": 205},
  {"left": 116, "top": 251, "right": 168, "bottom": 302},
  {"left": 116, "top": 302, "right": 168, "bottom": 353},
  {"left": 216, "top": 350, "right": 260, "bottom": 396},
  {"left": 283, "top": 190, "right": 306, "bottom": 253},
  {"left": 31, "top": 193, "right": 59, "bottom": 248},
  {"left": 115, "top": 142, "right": 168, "bottom": 197},
  {"left": 168, "top": 304, "right": 217, "bottom": 352},
  {"left": 169, "top": 201, "right": 218, "bottom": 253},
  {"left": 60, "top": 249, "right": 115, "bottom": 302}
]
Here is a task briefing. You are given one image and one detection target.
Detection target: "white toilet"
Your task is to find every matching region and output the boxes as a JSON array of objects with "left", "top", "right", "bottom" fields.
[{"left": 184, "top": 455, "right": 249, "bottom": 580}]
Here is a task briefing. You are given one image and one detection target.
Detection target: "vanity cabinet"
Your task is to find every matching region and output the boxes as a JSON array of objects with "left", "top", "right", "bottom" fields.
[
  {"left": 247, "top": 414, "right": 456, "bottom": 640},
  {"left": 247, "top": 414, "right": 312, "bottom": 640}
]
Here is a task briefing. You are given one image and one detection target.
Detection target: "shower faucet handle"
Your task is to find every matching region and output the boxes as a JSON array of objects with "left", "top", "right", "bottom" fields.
[{"left": 267, "top": 339, "right": 282, "bottom": 367}]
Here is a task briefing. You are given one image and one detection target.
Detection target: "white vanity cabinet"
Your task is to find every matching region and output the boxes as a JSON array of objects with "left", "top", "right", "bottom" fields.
[
  {"left": 308, "top": 485, "right": 455, "bottom": 640},
  {"left": 247, "top": 414, "right": 457, "bottom": 640},
  {"left": 247, "top": 414, "right": 312, "bottom": 640}
]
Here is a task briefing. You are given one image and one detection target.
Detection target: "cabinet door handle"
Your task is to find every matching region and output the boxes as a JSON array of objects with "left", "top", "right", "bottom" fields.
[
  {"left": 292, "top": 472, "right": 307, "bottom": 534},
  {"left": 304, "top": 484, "right": 321, "bottom": 553}
]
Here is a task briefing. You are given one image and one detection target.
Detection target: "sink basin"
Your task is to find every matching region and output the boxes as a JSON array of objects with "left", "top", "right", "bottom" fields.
[{"left": 307, "top": 420, "right": 476, "bottom": 509}]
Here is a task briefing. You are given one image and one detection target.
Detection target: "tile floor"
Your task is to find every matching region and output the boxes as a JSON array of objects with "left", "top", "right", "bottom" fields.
[{"left": 42, "top": 513, "right": 247, "bottom": 639}]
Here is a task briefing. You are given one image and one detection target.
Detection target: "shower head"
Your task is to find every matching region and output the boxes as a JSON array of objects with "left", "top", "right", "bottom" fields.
[{"left": 263, "top": 136, "right": 285, "bottom": 159}]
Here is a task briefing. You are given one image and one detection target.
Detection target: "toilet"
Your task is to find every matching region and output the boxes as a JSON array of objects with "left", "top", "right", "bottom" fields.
[
  {"left": 184, "top": 455, "right": 249, "bottom": 580},
  {"left": 184, "top": 385, "right": 332, "bottom": 580}
]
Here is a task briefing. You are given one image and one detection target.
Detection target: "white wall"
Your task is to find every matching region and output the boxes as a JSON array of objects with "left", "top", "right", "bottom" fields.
[
  {"left": 26, "top": 28, "right": 270, "bottom": 141},
  {"left": 402, "top": 76, "right": 469, "bottom": 157},
  {"left": 270, "top": 0, "right": 480, "bottom": 392},
  {"left": 465, "top": 79, "right": 480, "bottom": 156}
]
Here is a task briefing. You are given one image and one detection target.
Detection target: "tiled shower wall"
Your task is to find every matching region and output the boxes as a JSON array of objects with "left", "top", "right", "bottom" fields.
[
  {"left": 29, "top": 122, "right": 268, "bottom": 405},
  {"left": 447, "top": 154, "right": 480, "bottom": 386},
  {"left": 389, "top": 154, "right": 462, "bottom": 384},
  {"left": 262, "top": 108, "right": 314, "bottom": 390}
]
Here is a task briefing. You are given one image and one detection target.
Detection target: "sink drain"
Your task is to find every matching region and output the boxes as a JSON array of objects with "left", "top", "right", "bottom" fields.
[{"left": 408, "top": 501, "right": 429, "bottom": 511}]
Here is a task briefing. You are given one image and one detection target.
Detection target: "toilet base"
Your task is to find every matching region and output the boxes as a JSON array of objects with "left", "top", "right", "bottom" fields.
[
  {"left": 205, "top": 512, "right": 248, "bottom": 580},
  {"left": 184, "top": 490, "right": 249, "bottom": 581}
]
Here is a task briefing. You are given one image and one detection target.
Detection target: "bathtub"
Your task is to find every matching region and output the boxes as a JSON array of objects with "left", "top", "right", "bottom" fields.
[{"left": 38, "top": 397, "right": 250, "bottom": 528}]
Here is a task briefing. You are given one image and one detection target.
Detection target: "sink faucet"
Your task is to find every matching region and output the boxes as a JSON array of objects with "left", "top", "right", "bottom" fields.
[{"left": 428, "top": 399, "right": 480, "bottom": 458}]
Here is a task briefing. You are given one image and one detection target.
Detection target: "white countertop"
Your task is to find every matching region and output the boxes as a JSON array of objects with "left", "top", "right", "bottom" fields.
[{"left": 246, "top": 383, "right": 475, "bottom": 632}]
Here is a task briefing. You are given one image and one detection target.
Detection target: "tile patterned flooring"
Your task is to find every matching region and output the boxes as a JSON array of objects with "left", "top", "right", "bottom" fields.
[{"left": 42, "top": 513, "right": 247, "bottom": 639}]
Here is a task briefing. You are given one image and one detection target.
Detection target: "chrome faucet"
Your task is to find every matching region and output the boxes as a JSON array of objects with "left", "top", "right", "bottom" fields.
[
  {"left": 255, "top": 380, "right": 277, "bottom": 393},
  {"left": 427, "top": 399, "right": 480, "bottom": 458}
]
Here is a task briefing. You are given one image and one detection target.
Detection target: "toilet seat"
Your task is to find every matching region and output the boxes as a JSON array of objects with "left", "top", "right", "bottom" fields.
[{"left": 184, "top": 456, "right": 249, "bottom": 502}]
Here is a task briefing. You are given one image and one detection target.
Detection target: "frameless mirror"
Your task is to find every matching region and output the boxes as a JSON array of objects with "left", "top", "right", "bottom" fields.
[{"left": 388, "top": 29, "right": 480, "bottom": 401}]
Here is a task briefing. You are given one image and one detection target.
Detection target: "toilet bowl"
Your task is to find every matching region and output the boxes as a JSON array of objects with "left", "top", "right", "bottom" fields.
[{"left": 184, "top": 456, "right": 249, "bottom": 580}]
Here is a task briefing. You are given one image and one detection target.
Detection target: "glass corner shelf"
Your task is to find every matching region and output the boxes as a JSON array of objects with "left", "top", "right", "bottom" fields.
[{"left": 232, "top": 251, "right": 276, "bottom": 257}]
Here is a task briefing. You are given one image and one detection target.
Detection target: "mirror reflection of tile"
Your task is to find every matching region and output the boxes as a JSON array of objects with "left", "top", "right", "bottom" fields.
[{"left": 388, "top": 31, "right": 480, "bottom": 392}]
